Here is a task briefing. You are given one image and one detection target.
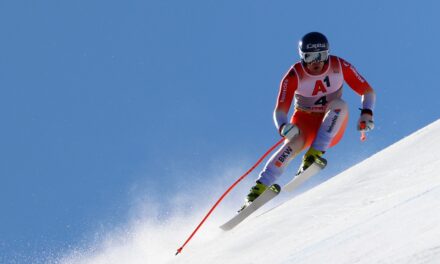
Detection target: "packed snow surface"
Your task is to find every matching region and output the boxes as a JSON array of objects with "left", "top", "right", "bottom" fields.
[{"left": 61, "top": 119, "right": 440, "bottom": 264}]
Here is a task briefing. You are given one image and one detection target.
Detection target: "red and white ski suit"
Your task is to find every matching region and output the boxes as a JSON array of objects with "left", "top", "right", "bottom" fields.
[{"left": 257, "top": 55, "right": 376, "bottom": 186}]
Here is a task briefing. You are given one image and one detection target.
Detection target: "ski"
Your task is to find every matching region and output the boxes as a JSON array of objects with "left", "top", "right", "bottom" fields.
[
  {"left": 220, "top": 184, "right": 281, "bottom": 231},
  {"left": 283, "top": 158, "right": 327, "bottom": 192},
  {"left": 220, "top": 159, "right": 326, "bottom": 231}
]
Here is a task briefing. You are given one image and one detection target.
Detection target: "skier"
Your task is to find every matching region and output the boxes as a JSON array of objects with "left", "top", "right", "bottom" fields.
[{"left": 241, "top": 32, "right": 376, "bottom": 210}]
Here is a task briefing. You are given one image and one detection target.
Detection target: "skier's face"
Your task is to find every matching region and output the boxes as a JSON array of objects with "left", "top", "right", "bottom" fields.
[{"left": 305, "top": 61, "right": 325, "bottom": 75}]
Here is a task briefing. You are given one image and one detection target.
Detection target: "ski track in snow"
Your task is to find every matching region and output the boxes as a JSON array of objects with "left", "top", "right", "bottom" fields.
[{"left": 58, "top": 119, "right": 440, "bottom": 264}]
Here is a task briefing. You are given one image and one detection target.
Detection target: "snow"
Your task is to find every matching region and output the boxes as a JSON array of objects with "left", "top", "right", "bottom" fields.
[{"left": 60, "top": 119, "right": 440, "bottom": 264}]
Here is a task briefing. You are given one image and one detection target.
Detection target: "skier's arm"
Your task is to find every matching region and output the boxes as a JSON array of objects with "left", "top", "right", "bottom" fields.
[
  {"left": 273, "top": 68, "right": 298, "bottom": 134},
  {"left": 340, "top": 58, "right": 376, "bottom": 111},
  {"left": 340, "top": 57, "right": 376, "bottom": 131}
]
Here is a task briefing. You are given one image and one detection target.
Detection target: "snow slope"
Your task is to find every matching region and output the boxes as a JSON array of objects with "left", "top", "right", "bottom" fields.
[
  {"left": 173, "top": 119, "right": 440, "bottom": 264},
  {"left": 61, "top": 119, "right": 440, "bottom": 264}
]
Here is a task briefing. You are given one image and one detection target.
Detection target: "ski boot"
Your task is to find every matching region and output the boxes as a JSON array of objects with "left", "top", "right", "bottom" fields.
[
  {"left": 297, "top": 147, "right": 326, "bottom": 175},
  {"left": 238, "top": 180, "right": 267, "bottom": 212}
]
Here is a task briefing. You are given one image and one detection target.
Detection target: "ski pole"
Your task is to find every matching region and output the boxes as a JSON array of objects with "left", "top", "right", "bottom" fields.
[
  {"left": 360, "top": 131, "right": 366, "bottom": 141},
  {"left": 360, "top": 122, "right": 367, "bottom": 142},
  {"left": 175, "top": 138, "right": 284, "bottom": 256}
]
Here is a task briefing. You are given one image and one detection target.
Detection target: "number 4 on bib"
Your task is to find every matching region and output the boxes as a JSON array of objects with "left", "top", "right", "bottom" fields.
[{"left": 314, "top": 96, "right": 328, "bottom": 106}]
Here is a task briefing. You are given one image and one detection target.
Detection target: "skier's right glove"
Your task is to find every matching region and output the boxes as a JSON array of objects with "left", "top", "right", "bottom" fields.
[
  {"left": 357, "top": 109, "right": 374, "bottom": 132},
  {"left": 279, "top": 123, "right": 299, "bottom": 141}
]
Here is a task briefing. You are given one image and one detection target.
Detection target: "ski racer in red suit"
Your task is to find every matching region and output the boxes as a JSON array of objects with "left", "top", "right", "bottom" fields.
[{"left": 241, "top": 32, "right": 376, "bottom": 209}]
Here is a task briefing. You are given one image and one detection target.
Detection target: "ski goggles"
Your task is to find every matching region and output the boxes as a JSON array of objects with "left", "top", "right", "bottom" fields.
[{"left": 300, "top": 50, "right": 329, "bottom": 63}]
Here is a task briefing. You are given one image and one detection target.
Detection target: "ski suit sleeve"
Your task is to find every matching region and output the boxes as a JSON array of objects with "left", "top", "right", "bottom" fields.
[
  {"left": 273, "top": 67, "right": 298, "bottom": 133},
  {"left": 339, "top": 57, "right": 376, "bottom": 111}
]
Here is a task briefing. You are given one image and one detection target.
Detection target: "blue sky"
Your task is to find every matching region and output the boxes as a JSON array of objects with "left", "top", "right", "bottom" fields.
[{"left": 1, "top": 0, "right": 439, "bottom": 262}]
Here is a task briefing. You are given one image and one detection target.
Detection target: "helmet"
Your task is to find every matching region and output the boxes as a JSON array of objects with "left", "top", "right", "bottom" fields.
[{"left": 298, "top": 32, "right": 329, "bottom": 64}]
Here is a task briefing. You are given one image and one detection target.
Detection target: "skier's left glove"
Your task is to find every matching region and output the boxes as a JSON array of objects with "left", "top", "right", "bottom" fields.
[{"left": 357, "top": 109, "right": 374, "bottom": 132}]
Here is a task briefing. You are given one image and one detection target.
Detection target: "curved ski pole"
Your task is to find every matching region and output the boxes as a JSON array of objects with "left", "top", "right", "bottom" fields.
[{"left": 175, "top": 138, "right": 284, "bottom": 256}]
